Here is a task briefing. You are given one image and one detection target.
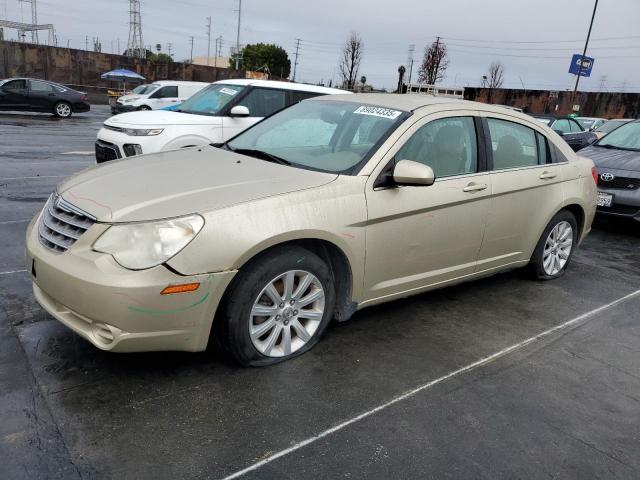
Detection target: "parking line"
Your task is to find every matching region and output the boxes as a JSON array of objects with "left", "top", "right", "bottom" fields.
[
  {"left": 0, "top": 219, "right": 30, "bottom": 225},
  {"left": 0, "top": 175, "right": 61, "bottom": 181},
  {"left": 0, "top": 269, "right": 27, "bottom": 276},
  {"left": 221, "top": 289, "right": 640, "bottom": 480}
]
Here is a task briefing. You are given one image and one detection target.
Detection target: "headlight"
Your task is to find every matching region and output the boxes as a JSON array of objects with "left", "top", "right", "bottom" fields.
[
  {"left": 93, "top": 214, "right": 204, "bottom": 270},
  {"left": 122, "top": 127, "right": 164, "bottom": 136}
]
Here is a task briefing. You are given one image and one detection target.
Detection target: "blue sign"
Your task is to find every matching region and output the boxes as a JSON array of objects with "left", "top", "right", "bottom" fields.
[{"left": 569, "top": 54, "right": 595, "bottom": 77}]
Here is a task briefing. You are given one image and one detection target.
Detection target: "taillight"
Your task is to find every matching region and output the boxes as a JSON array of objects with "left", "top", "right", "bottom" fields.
[{"left": 591, "top": 166, "right": 598, "bottom": 186}]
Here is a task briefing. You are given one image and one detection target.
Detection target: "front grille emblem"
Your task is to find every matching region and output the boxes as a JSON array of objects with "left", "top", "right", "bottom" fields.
[{"left": 600, "top": 172, "right": 614, "bottom": 182}]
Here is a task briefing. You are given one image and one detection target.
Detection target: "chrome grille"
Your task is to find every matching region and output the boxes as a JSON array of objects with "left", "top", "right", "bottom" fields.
[{"left": 38, "top": 193, "right": 96, "bottom": 252}]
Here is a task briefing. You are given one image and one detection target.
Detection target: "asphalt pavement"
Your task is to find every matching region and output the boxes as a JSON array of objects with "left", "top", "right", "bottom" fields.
[{"left": 1, "top": 106, "right": 639, "bottom": 479}]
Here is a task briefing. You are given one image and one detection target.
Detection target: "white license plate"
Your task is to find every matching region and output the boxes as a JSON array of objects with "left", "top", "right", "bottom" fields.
[{"left": 597, "top": 191, "right": 613, "bottom": 207}]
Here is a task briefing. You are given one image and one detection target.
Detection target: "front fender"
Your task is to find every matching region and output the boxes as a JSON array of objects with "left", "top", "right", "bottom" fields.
[{"left": 162, "top": 134, "right": 220, "bottom": 151}]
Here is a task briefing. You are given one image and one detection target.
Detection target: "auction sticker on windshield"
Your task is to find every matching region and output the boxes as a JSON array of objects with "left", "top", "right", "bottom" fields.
[
  {"left": 354, "top": 106, "right": 402, "bottom": 119},
  {"left": 220, "top": 88, "right": 239, "bottom": 96}
]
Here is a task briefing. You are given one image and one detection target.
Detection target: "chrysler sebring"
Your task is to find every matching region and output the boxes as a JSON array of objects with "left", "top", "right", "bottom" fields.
[{"left": 26, "top": 94, "right": 597, "bottom": 366}]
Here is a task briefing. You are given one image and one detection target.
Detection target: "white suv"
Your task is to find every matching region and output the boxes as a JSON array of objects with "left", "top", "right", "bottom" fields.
[
  {"left": 111, "top": 81, "right": 209, "bottom": 114},
  {"left": 96, "top": 80, "right": 349, "bottom": 162}
]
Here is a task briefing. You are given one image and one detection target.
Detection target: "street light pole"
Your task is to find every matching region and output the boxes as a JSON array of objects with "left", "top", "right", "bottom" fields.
[
  {"left": 574, "top": 0, "right": 598, "bottom": 94},
  {"left": 235, "top": 0, "right": 242, "bottom": 70}
]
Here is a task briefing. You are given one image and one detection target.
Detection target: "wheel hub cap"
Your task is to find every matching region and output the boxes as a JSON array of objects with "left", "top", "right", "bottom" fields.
[
  {"left": 249, "top": 270, "right": 325, "bottom": 358},
  {"left": 542, "top": 221, "right": 573, "bottom": 276}
]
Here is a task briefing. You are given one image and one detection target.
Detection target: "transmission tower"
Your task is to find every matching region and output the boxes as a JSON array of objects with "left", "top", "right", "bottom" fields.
[
  {"left": 126, "top": 0, "right": 144, "bottom": 58},
  {"left": 17, "top": 0, "right": 38, "bottom": 43}
]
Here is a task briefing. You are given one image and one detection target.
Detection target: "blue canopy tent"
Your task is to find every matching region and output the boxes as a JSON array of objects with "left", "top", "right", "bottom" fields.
[{"left": 101, "top": 69, "right": 145, "bottom": 96}]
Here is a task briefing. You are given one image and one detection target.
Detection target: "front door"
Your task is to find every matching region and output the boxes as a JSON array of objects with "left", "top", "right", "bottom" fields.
[
  {"left": 364, "top": 114, "right": 492, "bottom": 302},
  {"left": 28, "top": 80, "right": 57, "bottom": 112},
  {"left": 0, "top": 79, "right": 29, "bottom": 109},
  {"left": 222, "top": 87, "right": 287, "bottom": 140}
]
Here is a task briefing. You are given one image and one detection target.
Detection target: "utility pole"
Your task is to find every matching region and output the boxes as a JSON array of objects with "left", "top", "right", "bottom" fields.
[
  {"left": 206, "top": 16, "right": 211, "bottom": 65},
  {"left": 406, "top": 44, "right": 415, "bottom": 85},
  {"left": 189, "top": 36, "right": 194, "bottom": 63},
  {"left": 167, "top": 42, "right": 172, "bottom": 59},
  {"left": 85, "top": 35, "right": 88, "bottom": 51},
  {"left": 234, "top": 0, "right": 242, "bottom": 69},
  {"left": 598, "top": 75, "right": 607, "bottom": 92},
  {"left": 127, "top": 0, "right": 144, "bottom": 58},
  {"left": 292, "top": 38, "right": 301, "bottom": 82},
  {"left": 214, "top": 36, "right": 222, "bottom": 68},
  {"left": 574, "top": 0, "right": 598, "bottom": 94},
  {"left": 433, "top": 36, "right": 441, "bottom": 84}
]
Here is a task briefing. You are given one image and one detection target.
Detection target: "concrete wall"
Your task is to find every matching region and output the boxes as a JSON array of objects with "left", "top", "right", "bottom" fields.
[
  {"left": 465, "top": 87, "right": 640, "bottom": 118},
  {"left": 0, "top": 40, "right": 241, "bottom": 103}
]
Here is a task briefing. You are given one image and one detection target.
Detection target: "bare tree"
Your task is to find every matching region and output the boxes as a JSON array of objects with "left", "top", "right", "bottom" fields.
[
  {"left": 338, "top": 32, "right": 363, "bottom": 90},
  {"left": 486, "top": 61, "right": 505, "bottom": 89},
  {"left": 418, "top": 38, "right": 449, "bottom": 84}
]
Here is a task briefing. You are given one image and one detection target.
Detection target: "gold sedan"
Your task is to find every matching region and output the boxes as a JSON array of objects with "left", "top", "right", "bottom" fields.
[{"left": 26, "top": 94, "right": 597, "bottom": 366}]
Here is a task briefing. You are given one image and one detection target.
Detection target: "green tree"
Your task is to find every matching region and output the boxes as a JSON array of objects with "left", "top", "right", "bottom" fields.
[{"left": 230, "top": 43, "right": 291, "bottom": 78}]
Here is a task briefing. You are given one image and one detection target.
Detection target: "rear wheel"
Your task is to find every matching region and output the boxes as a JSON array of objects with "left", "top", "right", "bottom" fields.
[
  {"left": 53, "top": 101, "right": 72, "bottom": 118},
  {"left": 217, "top": 246, "right": 335, "bottom": 366},
  {"left": 138, "top": 105, "right": 151, "bottom": 111},
  {"left": 529, "top": 210, "right": 578, "bottom": 280}
]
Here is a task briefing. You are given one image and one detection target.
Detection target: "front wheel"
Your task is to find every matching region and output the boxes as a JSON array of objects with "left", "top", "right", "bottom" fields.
[
  {"left": 529, "top": 210, "right": 578, "bottom": 280},
  {"left": 53, "top": 101, "right": 72, "bottom": 118},
  {"left": 138, "top": 105, "right": 151, "bottom": 111},
  {"left": 217, "top": 246, "right": 335, "bottom": 366}
]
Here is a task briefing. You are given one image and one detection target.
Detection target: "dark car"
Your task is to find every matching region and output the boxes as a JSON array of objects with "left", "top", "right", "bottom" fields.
[
  {"left": 533, "top": 115, "right": 597, "bottom": 151},
  {"left": 0, "top": 78, "right": 90, "bottom": 118},
  {"left": 578, "top": 120, "right": 640, "bottom": 221}
]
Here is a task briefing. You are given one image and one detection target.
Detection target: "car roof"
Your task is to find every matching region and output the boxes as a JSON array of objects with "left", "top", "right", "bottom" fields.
[
  {"left": 151, "top": 80, "right": 209, "bottom": 86},
  {"left": 214, "top": 79, "right": 349, "bottom": 95},
  {"left": 576, "top": 117, "right": 604, "bottom": 121},
  {"left": 310, "top": 92, "right": 519, "bottom": 113},
  {"left": 532, "top": 114, "right": 579, "bottom": 120}
]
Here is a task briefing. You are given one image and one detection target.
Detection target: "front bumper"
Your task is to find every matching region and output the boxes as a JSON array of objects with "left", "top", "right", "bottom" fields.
[
  {"left": 111, "top": 103, "right": 139, "bottom": 114},
  {"left": 26, "top": 214, "right": 236, "bottom": 352},
  {"left": 596, "top": 186, "right": 640, "bottom": 221}
]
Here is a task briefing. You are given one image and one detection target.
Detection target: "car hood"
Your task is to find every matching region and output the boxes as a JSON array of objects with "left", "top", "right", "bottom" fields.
[
  {"left": 106, "top": 110, "right": 220, "bottom": 126},
  {"left": 56, "top": 146, "right": 337, "bottom": 222},
  {"left": 579, "top": 145, "right": 640, "bottom": 173}
]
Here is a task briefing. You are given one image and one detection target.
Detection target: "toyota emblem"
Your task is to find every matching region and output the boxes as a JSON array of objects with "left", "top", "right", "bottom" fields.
[{"left": 600, "top": 172, "right": 615, "bottom": 182}]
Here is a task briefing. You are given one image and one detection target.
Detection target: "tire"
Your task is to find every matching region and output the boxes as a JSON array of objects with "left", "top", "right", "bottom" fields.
[
  {"left": 529, "top": 210, "right": 578, "bottom": 280},
  {"left": 217, "top": 246, "right": 335, "bottom": 367},
  {"left": 138, "top": 105, "right": 151, "bottom": 111},
  {"left": 53, "top": 101, "right": 72, "bottom": 118}
]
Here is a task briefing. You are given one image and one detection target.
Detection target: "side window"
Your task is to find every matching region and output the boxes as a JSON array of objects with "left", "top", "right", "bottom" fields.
[
  {"left": 29, "top": 80, "right": 54, "bottom": 92},
  {"left": 487, "top": 118, "right": 539, "bottom": 170},
  {"left": 536, "top": 132, "right": 551, "bottom": 164},
  {"left": 553, "top": 119, "right": 571, "bottom": 134},
  {"left": 290, "top": 91, "right": 321, "bottom": 104},
  {"left": 237, "top": 88, "right": 287, "bottom": 117},
  {"left": 569, "top": 120, "right": 583, "bottom": 133},
  {"left": 151, "top": 86, "right": 178, "bottom": 98},
  {"left": 395, "top": 117, "right": 478, "bottom": 178},
  {"left": 3, "top": 79, "right": 27, "bottom": 90}
]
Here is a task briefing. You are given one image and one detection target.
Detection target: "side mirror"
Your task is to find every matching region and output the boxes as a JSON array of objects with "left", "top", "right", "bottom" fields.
[
  {"left": 393, "top": 160, "right": 435, "bottom": 186},
  {"left": 229, "top": 105, "right": 250, "bottom": 117}
]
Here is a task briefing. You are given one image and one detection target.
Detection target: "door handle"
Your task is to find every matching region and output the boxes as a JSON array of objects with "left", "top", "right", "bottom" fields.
[
  {"left": 463, "top": 182, "right": 488, "bottom": 192},
  {"left": 539, "top": 171, "right": 557, "bottom": 180}
]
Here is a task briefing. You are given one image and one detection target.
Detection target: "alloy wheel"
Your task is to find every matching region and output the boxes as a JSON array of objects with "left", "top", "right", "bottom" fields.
[
  {"left": 249, "top": 270, "right": 325, "bottom": 358},
  {"left": 56, "top": 103, "right": 71, "bottom": 117},
  {"left": 542, "top": 221, "right": 573, "bottom": 276}
]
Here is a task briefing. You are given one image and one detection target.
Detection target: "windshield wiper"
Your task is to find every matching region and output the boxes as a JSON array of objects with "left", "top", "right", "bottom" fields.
[{"left": 230, "top": 148, "right": 291, "bottom": 166}]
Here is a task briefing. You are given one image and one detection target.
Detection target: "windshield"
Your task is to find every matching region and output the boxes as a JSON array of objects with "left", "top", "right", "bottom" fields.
[
  {"left": 227, "top": 100, "right": 407, "bottom": 174},
  {"left": 132, "top": 84, "right": 151, "bottom": 94},
  {"left": 178, "top": 83, "right": 245, "bottom": 115},
  {"left": 596, "top": 120, "right": 629, "bottom": 134},
  {"left": 597, "top": 121, "right": 640, "bottom": 150}
]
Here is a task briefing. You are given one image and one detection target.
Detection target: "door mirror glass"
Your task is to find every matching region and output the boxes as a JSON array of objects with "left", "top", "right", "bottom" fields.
[
  {"left": 229, "top": 105, "right": 250, "bottom": 117},
  {"left": 393, "top": 160, "right": 435, "bottom": 186}
]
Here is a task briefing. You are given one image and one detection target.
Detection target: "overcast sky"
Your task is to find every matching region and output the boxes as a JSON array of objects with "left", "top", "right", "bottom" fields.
[{"left": 2, "top": 0, "right": 639, "bottom": 91}]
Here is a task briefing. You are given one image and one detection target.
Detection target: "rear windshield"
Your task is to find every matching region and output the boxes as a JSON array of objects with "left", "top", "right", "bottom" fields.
[{"left": 595, "top": 120, "right": 629, "bottom": 134}]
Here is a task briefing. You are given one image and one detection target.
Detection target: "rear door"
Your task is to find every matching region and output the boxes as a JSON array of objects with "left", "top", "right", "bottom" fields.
[
  {"left": 0, "top": 79, "right": 29, "bottom": 109},
  {"left": 222, "top": 87, "right": 287, "bottom": 140},
  {"left": 476, "top": 113, "right": 565, "bottom": 271}
]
